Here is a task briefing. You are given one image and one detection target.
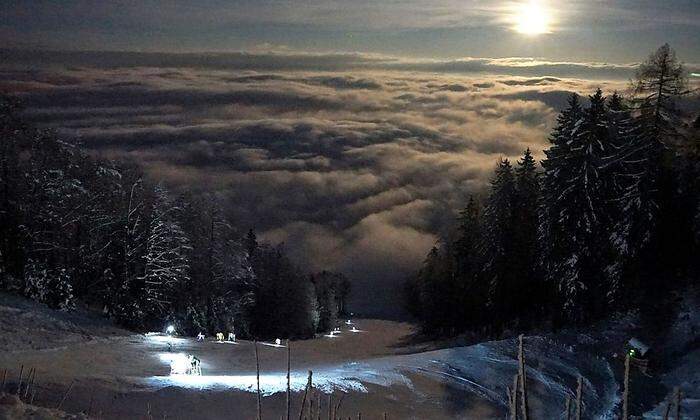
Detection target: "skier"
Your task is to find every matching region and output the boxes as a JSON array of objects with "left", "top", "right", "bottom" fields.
[{"left": 197, "top": 332, "right": 205, "bottom": 341}]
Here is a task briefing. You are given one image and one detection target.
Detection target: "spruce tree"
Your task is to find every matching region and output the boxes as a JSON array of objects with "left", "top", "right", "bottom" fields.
[
  {"left": 540, "top": 94, "right": 582, "bottom": 282},
  {"left": 452, "top": 196, "right": 485, "bottom": 331},
  {"left": 513, "top": 149, "right": 542, "bottom": 326},
  {"left": 541, "top": 90, "right": 616, "bottom": 321},
  {"left": 482, "top": 159, "right": 517, "bottom": 331},
  {"left": 142, "top": 185, "right": 192, "bottom": 324}
]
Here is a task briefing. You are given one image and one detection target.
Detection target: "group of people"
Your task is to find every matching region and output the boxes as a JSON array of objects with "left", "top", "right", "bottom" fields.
[{"left": 197, "top": 331, "right": 236, "bottom": 342}]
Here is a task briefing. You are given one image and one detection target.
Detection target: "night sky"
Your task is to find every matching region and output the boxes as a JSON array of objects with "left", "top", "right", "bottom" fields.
[
  {"left": 2, "top": 1, "right": 699, "bottom": 316},
  {"left": 2, "top": 1, "right": 700, "bottom": 62}
]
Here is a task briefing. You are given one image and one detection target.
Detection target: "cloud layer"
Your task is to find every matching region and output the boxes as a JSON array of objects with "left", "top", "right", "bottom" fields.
[{"left": 1, "top": 55, "right": 631, "bottom": 316}]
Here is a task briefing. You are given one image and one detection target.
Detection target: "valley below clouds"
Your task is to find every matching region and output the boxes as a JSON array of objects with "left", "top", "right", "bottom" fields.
[{"left": 0, "top": 51, "right": 632, "bottom": 315}]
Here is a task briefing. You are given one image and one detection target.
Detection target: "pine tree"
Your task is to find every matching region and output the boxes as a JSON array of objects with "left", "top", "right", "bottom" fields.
[
  {"left": 541, "top": 90, "right": 618, "bottom": 321},
  {"left": 453, "top": 196, "right": 486, "bottom": 330},
  {"left": 513, "top": 149, "right": 542, "bottom": 326},
  {"left": 109, "top": 175, "right": 148, "bottom": 327},
  {"left": 602, "top": 92, "right": 640, "bottom": 301},
  {"left": 455, "top": 196, "right": 481, "bottom": 276},
  {"left": 142, "top": 185, "right": 192, "bottom": 324},
  {"left": 540, "top": 94, "right": 583, "bottom": 281},
  {"left": 24, "top": 260, "right": 75, "bottom": 310},
  {"left": 482, "top": 158, "right": 517, "bottom": 330},
  {"left": 415, "top": 245, "right": 451, "bottom": 334}
]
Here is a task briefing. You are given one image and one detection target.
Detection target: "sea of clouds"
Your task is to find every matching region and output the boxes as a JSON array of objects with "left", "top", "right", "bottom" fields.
[{"left": 1, "top": 50, "right": 644, "bottom": 316}]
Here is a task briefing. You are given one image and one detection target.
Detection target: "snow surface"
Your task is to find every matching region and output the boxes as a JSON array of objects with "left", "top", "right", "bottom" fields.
[
  {"left": 145, "top": 335, "right": 619, "bottom": 419},
  {"left": 2, "top": 291, "right": 698, "bottom": 419}
]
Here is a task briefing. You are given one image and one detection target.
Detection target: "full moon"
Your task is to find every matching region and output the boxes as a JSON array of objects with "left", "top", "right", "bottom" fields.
[{"left": 514, "top": 1, "right": 551, "bottom": 35}]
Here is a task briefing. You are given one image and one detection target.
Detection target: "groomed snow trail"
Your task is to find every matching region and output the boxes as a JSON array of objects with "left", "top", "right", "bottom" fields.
[{"left": 147, "top": 336, "right": 619, "bottom": 419}]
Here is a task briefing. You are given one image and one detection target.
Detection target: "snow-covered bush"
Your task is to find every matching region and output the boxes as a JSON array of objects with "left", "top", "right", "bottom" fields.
[{"left": 24, "top": 261, "right": 75, "bottom": 311}]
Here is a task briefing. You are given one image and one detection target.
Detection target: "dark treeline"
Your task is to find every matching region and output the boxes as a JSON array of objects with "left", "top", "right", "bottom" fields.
[
  {"left": 0, "top": 97, "right": 349, "bottom": 339},
  {"left": 405, "top": 44, "right": 700, "bottom": 337}
]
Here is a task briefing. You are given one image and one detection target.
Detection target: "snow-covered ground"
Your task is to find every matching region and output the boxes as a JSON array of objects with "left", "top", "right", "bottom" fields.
[
  {"left": 144, "top": 334, "right": 618, "bottom": 418},
  {"left": 0, "top": 292, "right": 697, "bottom": 419}
]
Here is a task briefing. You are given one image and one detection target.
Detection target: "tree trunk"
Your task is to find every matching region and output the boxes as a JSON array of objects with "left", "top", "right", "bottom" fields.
[
  {"left": 575, "top": 376, "right": 583, "bottom": 420},
  {"left": 518, "top": 335, "right": 529, "bottom": 420},
  {"left": 255, "top": 341, "right": 262, "bottom": 420},
  {"left": 622, "top": 354, "right": 630, "bottom": 420}
]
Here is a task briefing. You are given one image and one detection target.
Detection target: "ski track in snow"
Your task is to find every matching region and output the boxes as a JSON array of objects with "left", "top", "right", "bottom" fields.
[{"left": 144, "top": 336, "right": 619, "bottom": 419}]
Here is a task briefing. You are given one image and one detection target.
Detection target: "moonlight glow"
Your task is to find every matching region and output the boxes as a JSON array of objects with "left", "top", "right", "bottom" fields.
[{"left": 514, "top": 1, "right": 551, "bottom": 35}]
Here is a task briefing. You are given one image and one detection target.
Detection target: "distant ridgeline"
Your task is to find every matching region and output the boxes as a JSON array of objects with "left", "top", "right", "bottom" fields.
[
  {"left": 0, "top": 97, "right": 350, "bottom": 339},
  {"left": 406, "top": 44, "right": 700, "bottom": 336}
]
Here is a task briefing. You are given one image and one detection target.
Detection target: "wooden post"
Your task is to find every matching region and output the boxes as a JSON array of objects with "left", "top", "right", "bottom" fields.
[
  {"left": 334, "top": 393, "right": 345, "bottom": 420},
  {"left": 0, "top": 368, "right": 6, "bottom": 393},
  {"left": 506, "top": 386, "right": 512, "bottom": 418},
  {"left": 287, "top": 341, "right": 291, "bottom": 420},
  {"left": 57, "top": 379, "right": 75, "bottom": 410},
  {"left": 298, "top": 370, "right": 313, "bottom": 420},
  {"left": 518, "top": 335, "right": 529, "bottom": 420},
  {"left": 16, "top": 364, "right": 23, "bottom": 395},
  {"left": 328, "top": 394, "right": 332, "bottom": 420},
  {"left": 509, "top": 373, "right": 519, "bottom": 420},
  {"left": 622, "top": 354, "right": 630, "bottom": 420},
  {"left": 310, "top": 391, "right": 315, "bottom": 420},
  {"left": 87, "top": 392, "right": 94, "bottom": 418},
  {"left": 255, "top": 341, "right": 262, "bottom": 420},
  {"left": 674, "top": 387, "right": 681, "bottom": 420},
  {"left": 575, "top": 376, "right": 583, "bottom": 420},
  {"left": 317, "top": 392, "right": 321, "bottom": 420},
  {"left": 24, "top": 368, "right": 35, "bottom": 400},
  {"left": 662, "top": 394, "right": 672, "bottom": 420},
  {"left": 565, "top": 396, "right": 571, "bottom": 420}
]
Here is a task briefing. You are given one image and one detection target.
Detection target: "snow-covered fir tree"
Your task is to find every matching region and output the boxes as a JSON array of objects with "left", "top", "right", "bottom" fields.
[
  {"left": 540, "top": 90, "right": 618, "bottom": 321},
  {"left": 142, "top": 185, "right": 192, "bottom": 322},
  {"left": 109, "top": 176, "right": 148, "bottom": 327},
  {"left": 482, "top": 158, "right": 517, "bottom": 328},
  {"left": 513, "top": 149, "right": 543, "bottom": 326},
  {"left": 539, "top": 94, "right": 583, "bottom": 281},
  {"left": 24, "top": 260, "right": 75, "bottom": 310}
]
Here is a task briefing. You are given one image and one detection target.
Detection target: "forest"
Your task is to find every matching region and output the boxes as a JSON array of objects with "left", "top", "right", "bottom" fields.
[
  {"left": 405, "top": 44, "right": 700, "bottom": 337},
  {"left": 0, "top": 98, "right": 350, "bottom": 339}
]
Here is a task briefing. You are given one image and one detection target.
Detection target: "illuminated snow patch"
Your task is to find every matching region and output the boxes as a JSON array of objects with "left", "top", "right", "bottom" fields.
[
  {"left": 169, "top": 353, "right": 191, "bottom": 375},
  {"left": 146, "top": 334, "right": 190, "bottom": 345},
  {"left": 157, "top": 352, "right": 203, "bottom": 375},
  {"left": 141, "top": 337, "right": 618, "bottom": 418},
  {"left": 146, "top": 370, "right": 367, "bottom": 395},
  {"left": 259, "top": 342, "right": 286, "bottom": 348}
]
